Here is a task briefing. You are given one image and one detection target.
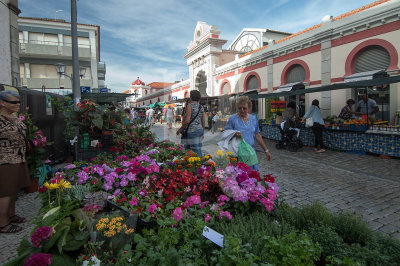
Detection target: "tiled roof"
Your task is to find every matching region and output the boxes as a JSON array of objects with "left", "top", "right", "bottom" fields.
[
  {"left": 240, "top": 0, "right": 390, "bottom": 58},
  {"left": 147, "top": 82, "right": 176, "bottom": 89},
  {"left": 132, "top": 77, "right": 145, "bottom": 85}
]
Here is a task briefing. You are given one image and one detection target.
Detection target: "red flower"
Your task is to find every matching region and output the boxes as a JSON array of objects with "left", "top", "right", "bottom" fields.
[
  {"left": 249, "top": 170, "right": 261, "bottom": 181},
  {"left": 263, "top": 174, "right": 275, "bottom": 183}
]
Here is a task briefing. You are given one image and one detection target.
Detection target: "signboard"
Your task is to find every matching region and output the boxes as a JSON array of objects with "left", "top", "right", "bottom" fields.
[
  {"left": 80, "top": 86, "right": 91, "bottom": 94},
  {"left": 171, "top": 96, "right": 178, "bottom": 101},
  {"left": 99, "top": 87, "right": 108, "bottom": 93}
]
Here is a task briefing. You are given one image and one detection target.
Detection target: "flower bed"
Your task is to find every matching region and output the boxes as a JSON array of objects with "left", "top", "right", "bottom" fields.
[{"left": 6, "top": 125, "right": 400, "bottom": 265}]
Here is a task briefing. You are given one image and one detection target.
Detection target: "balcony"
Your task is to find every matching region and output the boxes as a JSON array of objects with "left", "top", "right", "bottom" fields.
[
  {"left": 25, "top": 77, "right": 92, "bottom": 89},
  {"left": 19, "top": 41, "right": 91, "bottom": 60},
  {"left": 98, "top": 61, "right": 106, "bottom": 74}
]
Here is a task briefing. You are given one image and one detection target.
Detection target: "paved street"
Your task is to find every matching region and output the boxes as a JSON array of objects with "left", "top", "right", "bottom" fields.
[{"left": 151, "top": 122, "right": 400, "bottom": 239}]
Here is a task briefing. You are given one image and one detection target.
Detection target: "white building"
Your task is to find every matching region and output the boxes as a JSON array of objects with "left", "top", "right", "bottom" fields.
[
  {"left": 134, "top": 0, "right": 400, "bottom": 122},
  {"left": 0, "top": 0, "right": 20, "bottom": 86},
  {"left": 18, "top": 17, "right": 106, "bottom": 95}
]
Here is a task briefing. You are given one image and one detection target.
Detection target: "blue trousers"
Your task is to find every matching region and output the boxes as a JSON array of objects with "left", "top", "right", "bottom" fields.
[{"left": 183, "top": 129, "right": 204, "bottom": 158}]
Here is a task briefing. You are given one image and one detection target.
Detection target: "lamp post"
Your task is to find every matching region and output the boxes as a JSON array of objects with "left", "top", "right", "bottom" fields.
[
  {"left": 55, "top": 63, "right": 86, "bottom": 96},
  {"left": 71, "top": 0, "right": 80, "bottom": 105},
  {"left": 54, "top": 9, "right": 63, "bottom": 20}
]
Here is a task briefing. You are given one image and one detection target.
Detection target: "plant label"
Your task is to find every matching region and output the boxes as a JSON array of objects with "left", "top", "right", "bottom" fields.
[{"left": 202, "top": 226, "right": 224, "bottom": 247}]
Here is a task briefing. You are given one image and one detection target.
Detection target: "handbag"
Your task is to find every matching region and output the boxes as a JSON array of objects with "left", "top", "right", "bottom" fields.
[
  {"left": 181, "top": 106, "right": 201, "bottom": 138},
  {"left": 305, "top": 107, "right": 316, "bottom": 128},
  {"left": 305, "top": 117, "right": 314, "bottom": 128}
]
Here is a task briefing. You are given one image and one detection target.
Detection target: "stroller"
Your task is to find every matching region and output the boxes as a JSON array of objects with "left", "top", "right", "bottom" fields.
[{"left": 276, "top": 120, "right": 303, "bottom": 152}]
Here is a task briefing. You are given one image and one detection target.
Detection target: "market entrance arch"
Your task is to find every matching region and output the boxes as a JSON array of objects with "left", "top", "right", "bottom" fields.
[{"left": 195, "top": 71, "right": 207, "bottom": 95}]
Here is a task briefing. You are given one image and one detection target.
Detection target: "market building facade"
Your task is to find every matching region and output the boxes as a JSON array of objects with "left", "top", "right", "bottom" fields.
[{"left": 132, "top": 0, "right": 400, "bottom": 123}]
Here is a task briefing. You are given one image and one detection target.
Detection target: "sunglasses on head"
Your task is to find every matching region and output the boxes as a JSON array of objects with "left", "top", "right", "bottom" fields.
[{"left": 3, "top": 99, "right": 21, "bottom": 104}]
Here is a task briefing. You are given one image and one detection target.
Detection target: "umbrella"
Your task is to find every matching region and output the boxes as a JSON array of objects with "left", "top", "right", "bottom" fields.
[
  {"left": 164, "top": 103, "right": 177, "bottom": 108},
  {"left": 148, "top": 103, "right": 156, "bottom": 107}
]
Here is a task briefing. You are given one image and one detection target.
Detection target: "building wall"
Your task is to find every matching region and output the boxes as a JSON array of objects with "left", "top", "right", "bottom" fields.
[{"left": 0, "top": 0, "right": 20, "bottom": 86}]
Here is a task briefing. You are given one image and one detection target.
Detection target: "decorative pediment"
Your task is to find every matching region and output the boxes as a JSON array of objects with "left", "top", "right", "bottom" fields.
[{"left": 188, "top": 21, "right": 221, "bottom": 50}]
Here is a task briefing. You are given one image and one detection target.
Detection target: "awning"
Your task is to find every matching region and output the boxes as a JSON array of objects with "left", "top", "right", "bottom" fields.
[
  {"left": 248, "top": 74, "right": 400, "bottom": 100},
  {"left": 81, "top": 93, "right": 131, "bottom": 104},
  {"left": 239, "top": 89, "right": 258, "bottom": 95},
  {"left": 276, "top": 82, "right": 304, "bottom": 92},
  {"left": 344, "top": 69, "right": 388, "bottom": 82}
]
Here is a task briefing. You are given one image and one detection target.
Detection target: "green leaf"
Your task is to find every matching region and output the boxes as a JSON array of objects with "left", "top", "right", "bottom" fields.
[{"left": 42, "top": 206, "right": 60, "bottom": 220}]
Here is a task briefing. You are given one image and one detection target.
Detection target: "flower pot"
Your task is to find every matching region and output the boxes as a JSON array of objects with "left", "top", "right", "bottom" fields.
[{"left": 24, "top": 178, "right": 39, "bottom": 193}]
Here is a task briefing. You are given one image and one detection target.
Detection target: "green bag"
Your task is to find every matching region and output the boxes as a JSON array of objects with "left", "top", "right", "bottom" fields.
[{"left": 237, "top": 138, "right": 258, "bottom": 166}]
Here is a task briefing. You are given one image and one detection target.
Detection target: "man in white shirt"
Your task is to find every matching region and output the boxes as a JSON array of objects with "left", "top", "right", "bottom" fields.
[
  {"left": 356, "top": 94, "right": 379, "bottom": 118},
  {"left": 147, "top": 108, "right": 155, "bottom": 126}
]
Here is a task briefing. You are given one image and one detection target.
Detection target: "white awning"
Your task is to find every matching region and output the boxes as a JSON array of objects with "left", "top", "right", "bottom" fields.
[
  {"left": 276, "top": 82, "right": 302, "bottom": 93},
  {"left": 344, "top": 69, "right": 387, "bottom": 83}
]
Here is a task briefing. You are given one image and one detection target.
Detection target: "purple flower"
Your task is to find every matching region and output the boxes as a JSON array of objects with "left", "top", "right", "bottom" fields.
[
  {"left": 173, "top": 207, "right": 183, "bottom": 222},
  {"left": 205, "top": 214, "right": 212, "bottom": 222},
  {"left": 77, "top": 171, "right": 89, "bottom": 184},
  {"left": 104, "top": 182, "right": 113, "bottom": 191},
  {"left": 120, "top": 160, "right": 132, "bottom": 167},
  {"left": 126, "top": 172, "right": 136, "bottom": 182},
  {"left": 113, "top": 189, "right": 121, "bottom": 196},
  {"left": 31, "top": 226, "right": 53, "bottom": 248},
  {"left": 218, "top": 195, "right": 230, "bottom": 202},
  {"left": 64, "top": 164, "right": 76, "bottom": 170},
  {"left": 200, "top": 201, "right": 209, "bottom": 209},
  {"left": 236, "top": 172, "right": 249, "bottom": 184},
  {"left": 119, "top": 178, "right": 128, "bottom": 187},
  {"left": 148, "top": 204, "right": 157, "bottom": 214},
  {"left": 138, "top": 189, "right": 147, "bottom": 197},
  {"left": 24, "top": 253, "right": 52, "bottom": 266},
  {"left": 219, "top": 211, "right": 232, "bottom": 220}
]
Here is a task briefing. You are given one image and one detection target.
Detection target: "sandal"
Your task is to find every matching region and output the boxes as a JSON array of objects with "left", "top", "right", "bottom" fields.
[
  {"left": 9, "top": 215, "right": 27, "bottom": 224},
  {"left": 0, "top": 224, "right": 22, "bottom": 233}
]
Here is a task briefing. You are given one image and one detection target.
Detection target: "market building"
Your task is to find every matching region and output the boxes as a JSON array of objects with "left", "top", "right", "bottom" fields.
[
  {"left": 132, "top": 0, "right": 400, "bottom": 123},
  {"left": 17, "top": 17, "right": 106, "bottom": 95}
]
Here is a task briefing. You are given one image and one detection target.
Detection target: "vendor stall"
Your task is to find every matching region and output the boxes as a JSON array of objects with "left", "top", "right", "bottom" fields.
[{"left": 253, "top": 74, "right": 400, "bottom": 157}]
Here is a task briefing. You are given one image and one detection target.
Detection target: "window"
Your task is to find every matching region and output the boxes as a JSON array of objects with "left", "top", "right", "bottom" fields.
[
  {"left": 221, "top": 82, "right": 230, "bottom": 95},
  {"left": 246, "top": 75, "right": 258, "bottom": 91},
  {"left": 286, "top": 64, "right": 306, "bottom": 83},
  {"left": 233, "top": 33, "right": 260, "bottom": 52}
]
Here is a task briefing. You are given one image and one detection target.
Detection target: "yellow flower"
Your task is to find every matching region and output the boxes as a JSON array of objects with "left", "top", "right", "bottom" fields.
[
  {"left": 196, "top": 164, "right": 201, "bottom": 168},
  {"left": 58, "top": 179, "right": 71, "bottom": 190},
  {"left": 44, "top": 182, "right": 60, "bottom": 190},
  {"left": 217, "top": 150, "right": 224, "bottom": 157},
  {"left": 125, "top": 228, "right": 134, "bottom": 234},
  {"left": 226, "top": 152, "right": 232, "bottom": 155},
  {"left": 187, "top": 164, "right": 193, "bottom": 167}
]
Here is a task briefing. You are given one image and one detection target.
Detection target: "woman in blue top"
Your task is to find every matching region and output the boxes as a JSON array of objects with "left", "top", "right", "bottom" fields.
[
  {"left": 302, "top": 99, "right": 326, "bottom": 153},
  {"left": 225, "top": 96, "right": 271, "bottom": 171}
]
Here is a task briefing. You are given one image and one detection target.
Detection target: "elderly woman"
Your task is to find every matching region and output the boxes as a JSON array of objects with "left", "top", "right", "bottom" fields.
[
  {"left": 225, "top": 96, "right": 271, "bottom": 170},
  {"left": 176, "top": 90, "right": 205, "bottom": 157},
  {"left": 0, "top": 90, "right": 30, "bottom": 233}
]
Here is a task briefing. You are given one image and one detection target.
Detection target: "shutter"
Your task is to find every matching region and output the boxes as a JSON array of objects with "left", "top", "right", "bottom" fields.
[
  {"left": 286, "top": 65, "right": 306, "bottom": 83},
  {"left": 247, "top": 76, "right": 258, "bottom": 91},
  {"left": 354, "top": 46, "right": 390, "bottom": 73}
]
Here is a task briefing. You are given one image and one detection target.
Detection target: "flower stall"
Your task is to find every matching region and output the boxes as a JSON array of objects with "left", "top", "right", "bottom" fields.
[{"left": 6, "top": 124, "right": 400, "bottom": 265}]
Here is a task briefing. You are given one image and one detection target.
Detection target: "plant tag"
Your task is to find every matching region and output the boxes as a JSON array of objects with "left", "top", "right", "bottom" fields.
[{"left": 202, "top": 226, "right": 224, "bottom": 247}]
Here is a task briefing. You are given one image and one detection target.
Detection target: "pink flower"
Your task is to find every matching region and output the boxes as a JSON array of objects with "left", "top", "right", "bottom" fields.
[
  {"left": 218, "top": 195, "right": 230, "bottom": 202},
  {"left": 64, "top": 164, "right": 76, "bottom": 170},
  {"left": 18, "top": 115, "right": 25, "bottom": 121},
  {"left": 173, "top": 207, "right": 183, "bottom": 222},
  {"left": 184, "top": 195, "right": 201, "bottom": 208},
  {"left": 219, "top": 211, "right": 232, "bottom": 220},
  {"left": 260, "top": 198, "right": 274, "bottom": 212},
  {"left": 205, "top": 214, "right": 212, "bottom": 222},
  {"left": 24, "top": 253, "right": 52, "bottom": 266},
  {"left": 148, "top": 204, "right": 157, "bottom": 214},
  {"left": 200, "top": 201, "right": 209, "bottom": 209},
  {"left": 30, "top": 226, "right": 53, "bottom": 248},
  {"left": 129, "top": 197, "right": 138, "bottom": 206}
]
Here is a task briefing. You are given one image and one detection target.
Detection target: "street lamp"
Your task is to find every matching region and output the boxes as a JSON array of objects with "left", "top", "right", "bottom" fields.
[
  {"left": 54, "top": 9, "right": 63, "bottom": 20},
  {"left": 55, "top": 63, "right": 86, "bottom": 79}
]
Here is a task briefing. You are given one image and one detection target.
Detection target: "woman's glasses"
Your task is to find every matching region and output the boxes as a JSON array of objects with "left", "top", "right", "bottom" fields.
[{"left": 3, "top": 99, "right": 21, "bottom": 104}]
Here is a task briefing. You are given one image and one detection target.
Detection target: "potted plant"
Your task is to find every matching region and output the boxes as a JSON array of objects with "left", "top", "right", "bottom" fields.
[{"left": 18, "top": 109, "right": 49, "bottom": 193}]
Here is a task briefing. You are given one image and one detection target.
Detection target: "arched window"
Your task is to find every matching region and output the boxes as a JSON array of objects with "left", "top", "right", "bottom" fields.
[
  {"left": 353, "top": 45, "right": 390, "bottom": 73},
  {"left": 221, "top": 82, "right": 230, "bottom": 95},
  {"left": 246, "top": 75, "right": 258, "bottom": 91},
  {"left": 286, "top": 64, "right": 306, "bottom": 83}
]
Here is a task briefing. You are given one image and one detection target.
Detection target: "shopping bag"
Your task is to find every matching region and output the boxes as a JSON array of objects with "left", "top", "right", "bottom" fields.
[
  {"left": 305, "top": 117, "right": 314, "bottom": 128},
  {"left": 237, "top": 138, "right": 258, "bottom": 166}
]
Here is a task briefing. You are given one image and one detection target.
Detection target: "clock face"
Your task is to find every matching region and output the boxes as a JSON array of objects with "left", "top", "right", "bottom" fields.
[{"left": 233, "top": 33, "right": 260, "bottom": 52}]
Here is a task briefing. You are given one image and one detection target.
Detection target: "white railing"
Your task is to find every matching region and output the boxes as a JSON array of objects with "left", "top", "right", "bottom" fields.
[{"left": 19, "top": 39, "right": 90, "bottom": 48}]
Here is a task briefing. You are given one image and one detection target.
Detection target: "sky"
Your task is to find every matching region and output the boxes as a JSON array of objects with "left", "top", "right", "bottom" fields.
[{"left": 19, "top": 0, "right": 374, "bottom": 93}]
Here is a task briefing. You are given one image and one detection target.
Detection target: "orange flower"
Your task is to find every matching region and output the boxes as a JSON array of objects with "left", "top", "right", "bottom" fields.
[
  {"left": 174, "top": 159, "right": 180, "bottom": 164},
  {"left": 177, "top": 165, "right": 183, "bottom": 169},
  {"left": 187, "top": 164, "right": 193, "bottom": 167},
  {"left": 207, "top": 161, "right": 216, "bottom": 167}
]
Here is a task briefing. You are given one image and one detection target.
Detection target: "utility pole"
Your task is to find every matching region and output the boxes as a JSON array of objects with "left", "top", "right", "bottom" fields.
[{"left": 71, "top": 0, "right": 81, "bottom": 105}]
